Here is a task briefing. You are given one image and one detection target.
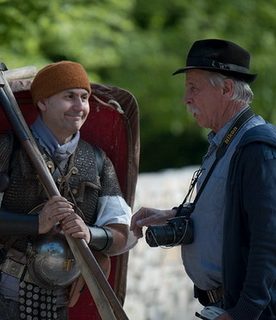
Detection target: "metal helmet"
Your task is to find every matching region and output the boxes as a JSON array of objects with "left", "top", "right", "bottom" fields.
[{"left": 27, "top": 232, "right": 81, "bottom": 289}]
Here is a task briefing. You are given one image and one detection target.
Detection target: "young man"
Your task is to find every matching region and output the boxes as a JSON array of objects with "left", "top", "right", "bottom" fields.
[
  {"left": 131, "top": 39, "right": 276, "bottom": 320},
  {"left": 0, "top": 61, "right": 131, "bottom": 319}
]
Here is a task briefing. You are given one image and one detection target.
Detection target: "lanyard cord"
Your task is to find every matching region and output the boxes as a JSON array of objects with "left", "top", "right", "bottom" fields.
[{"left": 177, "top": 107, "right": 255, "bottom": 216}]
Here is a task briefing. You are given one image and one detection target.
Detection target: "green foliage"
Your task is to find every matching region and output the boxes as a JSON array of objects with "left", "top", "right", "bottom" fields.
[
  {"left": 1, "top": 0, "right": 276, "bottom": 171},
  {"left": 0, "top": 0, "right": 134, "bottom": 69}
]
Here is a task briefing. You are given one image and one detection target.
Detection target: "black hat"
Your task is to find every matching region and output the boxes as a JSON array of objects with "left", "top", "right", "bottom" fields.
[{"left": 173, "top": 39, "right": 257, "bottom": 83}]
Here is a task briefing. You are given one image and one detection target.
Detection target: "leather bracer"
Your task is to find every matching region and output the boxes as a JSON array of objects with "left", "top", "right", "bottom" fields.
[{"left": 88, "top": 226, "right": 113, "bottom": 251}]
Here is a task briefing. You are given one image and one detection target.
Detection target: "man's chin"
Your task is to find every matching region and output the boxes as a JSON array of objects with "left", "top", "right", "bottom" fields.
[
  {"left": 194, "top": 117, "right": 205, "bottom": 128},
  {"left": 69, "top": 119, "right": 85, "bottom": 129}
]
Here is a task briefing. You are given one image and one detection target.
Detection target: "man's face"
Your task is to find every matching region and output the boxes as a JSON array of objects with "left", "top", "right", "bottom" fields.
[
  {"left": 184, "top": 69, "right": 225, "bottom": 131},
  {"left": 38, "top": 88, "right": 90, "bottom": 143}
]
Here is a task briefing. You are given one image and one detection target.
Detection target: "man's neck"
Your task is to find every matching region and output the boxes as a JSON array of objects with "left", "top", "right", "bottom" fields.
[{"left": 212, "top": 102, "right": 247, "bottom": 133}]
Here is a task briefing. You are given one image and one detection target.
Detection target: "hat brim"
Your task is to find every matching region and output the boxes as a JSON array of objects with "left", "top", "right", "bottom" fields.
[{"left": 172, "top": 66, "right": 257, "bottom": 83}]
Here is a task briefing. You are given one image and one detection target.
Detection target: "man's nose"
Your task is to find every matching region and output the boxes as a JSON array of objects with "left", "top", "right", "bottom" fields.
[{"left": 73, "top": 96, "right": 85, "bottom": 109}]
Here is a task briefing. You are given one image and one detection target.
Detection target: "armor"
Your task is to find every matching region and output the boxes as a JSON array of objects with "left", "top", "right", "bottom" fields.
[
  {"left": 0, "top": 133, "right": 13, "bottom": 173},
  {"left": 27, "top": 232, "right": 80, "bottom": 288},
  {"left": 1, "top": 136, "right": 121, "bottom": 222},
  {"left": 0, "top": 133, "right": 122, "bottom": 288}
]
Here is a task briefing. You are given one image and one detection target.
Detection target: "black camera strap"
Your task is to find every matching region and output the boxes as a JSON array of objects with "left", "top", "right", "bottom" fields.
[{"left": 176, "top": 107, "right": 255, "bottom": 216}]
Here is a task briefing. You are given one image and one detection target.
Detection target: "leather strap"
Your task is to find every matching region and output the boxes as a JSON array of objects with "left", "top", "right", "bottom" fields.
[{"left": 176, "top": 108, "right": 255, "bottom": 215}]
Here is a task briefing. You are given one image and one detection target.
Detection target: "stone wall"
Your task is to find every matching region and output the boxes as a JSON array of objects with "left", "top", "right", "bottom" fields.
[{"left": 125, "top": 167, "right": 201, "bottom": 320}]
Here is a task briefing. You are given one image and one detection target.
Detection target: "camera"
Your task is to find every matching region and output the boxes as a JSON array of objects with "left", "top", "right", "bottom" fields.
[{"left": 145, "top": 203, "right": 194, "bottom": 247}]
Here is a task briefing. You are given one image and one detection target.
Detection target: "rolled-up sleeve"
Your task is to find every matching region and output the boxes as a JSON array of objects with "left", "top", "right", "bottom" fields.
[{"left": 95, "top": 195, "right": 131, "bottom": 226}]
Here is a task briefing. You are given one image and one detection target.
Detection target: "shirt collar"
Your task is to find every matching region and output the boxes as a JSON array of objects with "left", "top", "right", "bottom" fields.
[{"left": 208, "top": 106, "right": 250, "bottom": 148}]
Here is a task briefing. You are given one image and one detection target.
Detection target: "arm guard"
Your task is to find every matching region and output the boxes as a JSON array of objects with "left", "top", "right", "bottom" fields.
[
  {"left": 88, "top": 225, "right": 113, "bottom": 251},
  {"left": 0, "top": 208, "right": 38, "bottom": 235}
]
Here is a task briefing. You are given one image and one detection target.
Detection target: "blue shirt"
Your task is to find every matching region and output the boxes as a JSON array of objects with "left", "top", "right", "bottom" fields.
[{"left": 181, "top": 107, "right": 266, "bottom": 290}]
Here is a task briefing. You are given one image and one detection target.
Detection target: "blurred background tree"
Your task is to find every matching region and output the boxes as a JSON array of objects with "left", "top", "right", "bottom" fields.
[{"left": 1, "top": 0, "right": 276, "bottom": 172}]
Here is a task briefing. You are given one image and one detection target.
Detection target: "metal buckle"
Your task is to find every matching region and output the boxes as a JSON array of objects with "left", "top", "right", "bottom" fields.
[
  {"left": 0, "top": 258, "right": 25, "bottom": 278},
  {"left": 0, "top": 258, "right": 37, "bottom": 285},
  {"left": 206, "top": 287, "right": 222, "bottom": 303}
]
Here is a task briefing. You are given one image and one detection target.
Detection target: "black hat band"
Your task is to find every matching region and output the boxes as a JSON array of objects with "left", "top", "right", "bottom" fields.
[{"left": 188, "top": 57, "right": 250, "bottom": 74}]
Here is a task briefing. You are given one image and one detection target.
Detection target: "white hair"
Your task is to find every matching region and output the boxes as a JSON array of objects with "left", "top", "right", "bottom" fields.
[{"left": 207, "top": 72, "right": 254, "bottom": 105}]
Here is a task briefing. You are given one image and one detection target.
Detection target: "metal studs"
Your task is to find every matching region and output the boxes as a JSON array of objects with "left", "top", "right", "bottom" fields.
[{"left": 19, "top": 280, "right": 59, "bottom": 320}]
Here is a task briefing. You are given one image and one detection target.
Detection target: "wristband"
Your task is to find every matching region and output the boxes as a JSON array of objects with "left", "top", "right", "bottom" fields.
[{"left": 88, "top": 226, "right": 113, "bottom": 251}]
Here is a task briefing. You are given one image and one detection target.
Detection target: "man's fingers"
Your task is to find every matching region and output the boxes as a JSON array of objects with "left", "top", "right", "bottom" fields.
[{"left": 131, "top": 207, "right": 153, "bottom": 229}]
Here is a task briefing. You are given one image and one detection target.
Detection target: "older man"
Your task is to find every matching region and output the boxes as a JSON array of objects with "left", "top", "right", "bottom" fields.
[
  {"left": 0, "top": 61, "right": 131, "bottom": 320},
  {"left": 131, "top": 39, "right": 276, "bottom": 320}
]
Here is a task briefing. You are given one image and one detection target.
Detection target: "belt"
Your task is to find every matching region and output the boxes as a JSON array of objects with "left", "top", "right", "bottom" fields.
[
  {"left": 0, "top": 258, "right": 69, "bottom": 308},
  {"left": 194, "top": 285, "right": 223, "bottom": 306},
  {"left": 0, "top": 258, "right": 36, "bottom": 285}
]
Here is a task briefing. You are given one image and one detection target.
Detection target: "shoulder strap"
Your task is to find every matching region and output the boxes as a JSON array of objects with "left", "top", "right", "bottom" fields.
[{"left": 192, "top": 108, "right": 255, "bottom": 206}]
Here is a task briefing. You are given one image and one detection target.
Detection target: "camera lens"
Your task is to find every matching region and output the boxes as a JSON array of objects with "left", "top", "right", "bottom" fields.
[
  {"left": 145, "top": 216, "right": 194, "bottom": 248},
  {"left": 145, "top": 225, "right": 176, "bottom": 247}
]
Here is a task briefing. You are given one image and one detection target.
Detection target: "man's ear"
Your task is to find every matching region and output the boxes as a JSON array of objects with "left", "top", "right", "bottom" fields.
[
  {"left": 222, "top": 79, "right": 234, "bottom": 97},
  {"left": 37, "top": 100, "right": 47, "bottom": 112}
]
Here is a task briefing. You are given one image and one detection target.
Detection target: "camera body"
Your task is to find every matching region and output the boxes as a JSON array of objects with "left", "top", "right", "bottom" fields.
[{"left": 145, "top": 203, "right": 194, "bottom": 247}]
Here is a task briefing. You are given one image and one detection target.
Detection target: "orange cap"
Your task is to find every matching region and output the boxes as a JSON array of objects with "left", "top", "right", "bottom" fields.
[{"left": 31, "top": 61, "right": 91, "bottom": 105}]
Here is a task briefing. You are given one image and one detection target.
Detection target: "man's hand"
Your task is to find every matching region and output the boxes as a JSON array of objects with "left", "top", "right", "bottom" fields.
[
  {"left": 130, "top": 207, "right": 175, "bottom": 238},
  {"left": 61, "top": 212, "right": 90, "bottom": 243},
  {"left": 39, "top": 195, "right": 74, "bottom": 234}
]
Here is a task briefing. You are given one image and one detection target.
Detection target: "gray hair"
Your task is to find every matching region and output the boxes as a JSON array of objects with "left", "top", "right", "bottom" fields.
[{"left": 207, "top": 72, "right": 254, "bottom": 105}]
